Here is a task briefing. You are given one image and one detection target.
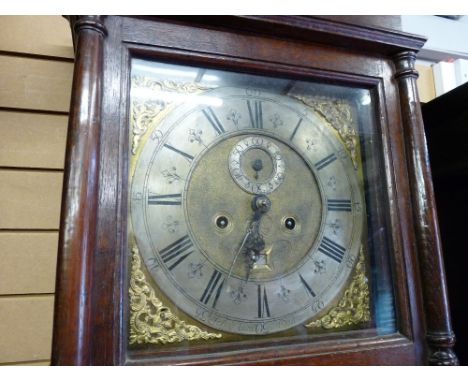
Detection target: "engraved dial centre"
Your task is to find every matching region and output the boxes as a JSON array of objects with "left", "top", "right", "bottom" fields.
[{"left": 185, "top": 133, "right": 322, "bottom": 282}]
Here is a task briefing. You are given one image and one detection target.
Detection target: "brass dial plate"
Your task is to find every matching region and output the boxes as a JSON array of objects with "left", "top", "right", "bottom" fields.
[{"left": 130, "top": 86, "right": 364, "bottom": 335}]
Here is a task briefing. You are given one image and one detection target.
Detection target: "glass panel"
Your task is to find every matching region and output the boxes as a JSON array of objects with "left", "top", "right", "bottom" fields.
[{"left": 127, "top": 58, "right": 397, "bottom": 354}]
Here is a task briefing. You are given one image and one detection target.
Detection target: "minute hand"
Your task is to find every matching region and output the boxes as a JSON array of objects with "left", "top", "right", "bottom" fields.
[{"left": 226, "top": 227, "right": 252, "bottom": 281}]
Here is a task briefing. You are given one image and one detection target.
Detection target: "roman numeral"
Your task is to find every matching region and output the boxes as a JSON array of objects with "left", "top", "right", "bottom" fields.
[
  {"left": 159, "top": 235, "right": 194, "bottom": 271},
  {"left": 289, "top": 118, "right": 303, "bottom": 141},
  {"left": 299, "top": 274, "right": 316, "bottom": 297},
  {"left": 327, "top": 199, "right": 352, "bottom": 212},
  {"left": 163, "top": 143, "right": 194, "bottom": 161},
  {"left": 200, "top": 269, "right": 224, "bottom": 308},
  {"left": 315, "top": 153, "right": 337, "bottom": 170},
  {"left": 247, "top": 100, "right": 263, "bottom": 129},
  {"left": 257, "top": 285, "right": 271, "bottom": 318},
  {"left": 318, "top": 236, "right": 346, "bottom": 263},
  {"left": 147, "top": 193, "right": 182, "bottom": 205},
  {"left": 202, "top": 107, "right": 225, "bottom": 135}
]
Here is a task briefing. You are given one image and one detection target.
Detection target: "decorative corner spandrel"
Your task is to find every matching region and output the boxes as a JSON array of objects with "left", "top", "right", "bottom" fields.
[
  {"left": 292, "top": 95, "right": 359, "bottom": 169},
  {"left": 305, "top": 247, "right": 370, "bottom": 330},
  {"left": 130, "top": 76, "right": 215, "bottom": 155},
  {"left": 129, "top": 246, "right": 222, "bottom": 345}
]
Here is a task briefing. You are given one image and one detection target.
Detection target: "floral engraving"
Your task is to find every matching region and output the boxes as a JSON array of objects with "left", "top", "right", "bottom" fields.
[
  {"left": 313, "top": 260, "right": 326, "bottom": 274},
  {"left": 277, "top": 285, "right": 291, "bottom": 303},
  {"left": 188, "top": 262, "right": 205, "bottom": 279},
  {"left": 188, "top": 128, "right": 205, "bottom": 146},
  {"left": 227, "top": 109, "right": 241, "bottom": 128},
  {"left": 229, "top": 285, "right": 248, "bottom": 305},
  {"left": 354, "top": 202, "right": 362, "bottom": 212},
  {"left": 132, "top": 191, "right": 143, "bottom": 201},
  {"left": 162, "top": 215, "right": 180, "bottom": 234},
  {"left": 306, "top": 138, "right": 317, "bottom": 151},
  {"left": 270, "top": 113, "right": 283, "bottom": 129},
  {"left": 327, "top": 176, "right": 337, "bottom": 191},
  {"left": 161, "top": 167, "right": 182, "bottom": 184},
  {"left": 328, "top": 219, "right": 342, "bottom": 235}
]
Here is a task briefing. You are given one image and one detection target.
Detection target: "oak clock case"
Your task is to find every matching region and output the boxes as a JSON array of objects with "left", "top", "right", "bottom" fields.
[
  {"left": 127, "top": 60, "right": 395, "bottom": 348},
  {"left": 53, "top": 15, "right": 458, "bottom": 366}
]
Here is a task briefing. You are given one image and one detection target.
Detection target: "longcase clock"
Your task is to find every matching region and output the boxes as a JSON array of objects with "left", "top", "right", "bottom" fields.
[{"left": 51, "top": 16, "right": 458, "bottom": 365}]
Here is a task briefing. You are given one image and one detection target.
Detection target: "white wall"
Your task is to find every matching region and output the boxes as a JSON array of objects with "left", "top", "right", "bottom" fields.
[
  {"left": 401, "top": 16, "right": 468, "bottom": 96},
  {"left": 401, "top": 15, "right": 468, "bottom": 61}
]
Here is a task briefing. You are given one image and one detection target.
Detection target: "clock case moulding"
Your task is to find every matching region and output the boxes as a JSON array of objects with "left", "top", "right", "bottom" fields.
[{"left": 51, "top": 15, "right": 457, "bottom": 366}]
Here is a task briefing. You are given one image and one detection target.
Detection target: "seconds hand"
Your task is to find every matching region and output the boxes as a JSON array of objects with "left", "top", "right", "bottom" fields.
[{"left": 252, "top": 158, "right": 263, "bottom": 180}]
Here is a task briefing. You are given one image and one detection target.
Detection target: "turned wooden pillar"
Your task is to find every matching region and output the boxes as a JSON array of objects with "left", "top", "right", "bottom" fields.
[
  {"left": 51, "top": 16, "right": 107, "bottom": 366},
  {"left": 393, "top": 51, "right": 458, "bottom": 366}
]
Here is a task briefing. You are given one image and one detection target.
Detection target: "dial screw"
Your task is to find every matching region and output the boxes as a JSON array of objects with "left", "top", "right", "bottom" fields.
[
  {"left": 285, "top": 217, "right": 296, "bottom": 230},
  {"left": 216, "top": 216, "right": 229, "bottom": 229}
]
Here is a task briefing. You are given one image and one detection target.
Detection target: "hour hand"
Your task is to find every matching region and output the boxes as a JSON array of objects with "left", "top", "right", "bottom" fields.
[
  {"left": 244, "top": 231, "right": 263, "bottom": 270},
  {"left": 226, "top": 194, "right": 269, "bottom": 282},
  {"left": 243, "top": 195, "right": 270, "bottom": 280},
  {"left": 244, "top": 249, "right": 257, "bottom": 282}
]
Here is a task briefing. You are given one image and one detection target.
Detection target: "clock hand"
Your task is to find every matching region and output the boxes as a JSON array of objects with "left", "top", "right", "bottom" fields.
[
  {"left": 226, "top": 226, "right": 252, "bottom": 282},
  {"left": 252, "top": 158, "right": 263, "bottom": 180},
  {"left": 227, "top": 195, "right": 271, "bottom": 282},
  {"left": 243, "top": 195, "right": 271, "bottom": 282}
]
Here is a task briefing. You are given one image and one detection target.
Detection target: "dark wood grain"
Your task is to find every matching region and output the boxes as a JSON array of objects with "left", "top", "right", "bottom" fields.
[
  {"left": 121, "top": 18, "right": 384, "bottom": 79},
  {"left": 378, "top": 59, "right": 427, "bottom": 360},
  {"left": 393, "top": 51, "right": 458, "bottom": 365},
  {"left": 51, "top": 15, "right": 107, "bottom": 365},
  {"left": 89, "top": 16, "right": 127, "bottom": 365},
  {"left": 52, "top": 15, "right": 455, "bottom": 365},
  {"left": 316, "top": 15, "right": 403, "bottom": 31},
  {"left": 126, "top": 333, "right": 415, "bottom": 366},
  {"left": 144, "top": 16, "right": 423, "bottom": 55}
]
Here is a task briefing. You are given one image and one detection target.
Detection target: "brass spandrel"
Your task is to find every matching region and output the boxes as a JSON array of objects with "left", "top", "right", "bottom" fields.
[
  {"left": 130, "top": 76, "right": 215, "bottom": 156},
  {"left": 129, "top": 246, "right": 222, "bottom": 345},
  {"left": 291, "top": 95, "right": 359, "bottom": 169},
  {"left": 305, "top": 247, "right": 371, "bottom": 330}
]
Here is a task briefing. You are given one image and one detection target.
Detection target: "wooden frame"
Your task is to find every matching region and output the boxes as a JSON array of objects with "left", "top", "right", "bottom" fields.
[{"left": 52, "top": 16, "right": 457, "bottom": 365}]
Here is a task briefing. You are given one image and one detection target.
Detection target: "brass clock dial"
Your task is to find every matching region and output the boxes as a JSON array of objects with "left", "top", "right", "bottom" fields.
[{"left": 130, "top": 86, "right": 364, "bottom": 335}]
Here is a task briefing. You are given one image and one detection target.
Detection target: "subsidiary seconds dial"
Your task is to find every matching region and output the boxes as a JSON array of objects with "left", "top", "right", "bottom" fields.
[{"left": 228, "top": 136, "right": 285, "bottom": 195}]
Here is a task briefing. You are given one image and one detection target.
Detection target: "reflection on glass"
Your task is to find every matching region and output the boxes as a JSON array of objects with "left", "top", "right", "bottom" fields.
[
  {"left": 128, "top": 57, "right": 398, "bottom": 347},
  {"left": 131, "top": 87, "right": 223, "bottom": 107}
]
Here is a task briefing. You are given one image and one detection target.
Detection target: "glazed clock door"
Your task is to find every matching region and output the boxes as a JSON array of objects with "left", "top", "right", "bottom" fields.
[
  {"left": 129, "top": 69, "right": 366, "bottom": 336},
  {"left": 126, "top": 58, "right": 396, "bottom": 352}
]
